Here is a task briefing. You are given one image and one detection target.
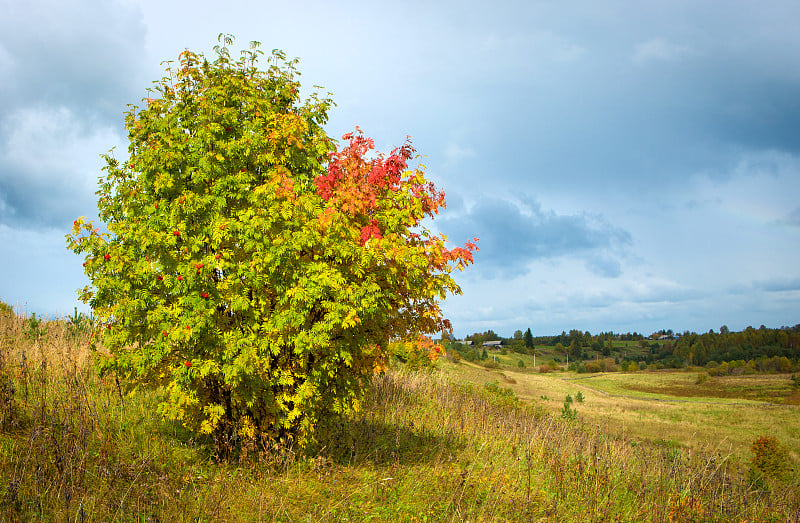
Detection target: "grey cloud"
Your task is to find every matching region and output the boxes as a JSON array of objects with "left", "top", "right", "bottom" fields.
[
  {"left": 439, "top": 198, "right": 631, "bottom": 278},
  {"left": 0, "top": 0, "right": 145, "bottom": 230},
  {"left": 0, "top": 0, "right": 147, "bottom": 126},
  {"left": 755, "top": 278, "right": 800, "bottom": 293}
]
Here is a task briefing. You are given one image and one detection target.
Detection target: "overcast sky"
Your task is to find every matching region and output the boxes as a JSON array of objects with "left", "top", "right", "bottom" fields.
[{"left": 2, "top": 0, "right": 800, "bottom": 338}]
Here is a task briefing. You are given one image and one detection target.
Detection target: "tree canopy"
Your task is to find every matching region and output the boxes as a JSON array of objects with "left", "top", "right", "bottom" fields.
[{"left": 67, "top": 36, "right": 476, "bottom": 447}]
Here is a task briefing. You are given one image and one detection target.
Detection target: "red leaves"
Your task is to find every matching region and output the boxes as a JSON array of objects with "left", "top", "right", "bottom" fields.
[
  {"left": 104, "top": 254, "right": 111, "bottom": 261},
  {"left": 177, "top": 276, "right": 184, "bottom": 281},
  {"left": 360, "top": 219, "right": 383, "bottom": 245},
  {"left": 157, "top": 275, "right": 163, "bottom": 281},
  {"left": 200, "top": 292, "right": 210, "bottom": 299},
  {"left": 173, "top": 230, "right": 180, "bottom": 236},
  {"left": 184, "top": 361, "right": 192, "bottom": 368},
  {"left": 315, "top": 129, "right": 414, "bottom": 208}
]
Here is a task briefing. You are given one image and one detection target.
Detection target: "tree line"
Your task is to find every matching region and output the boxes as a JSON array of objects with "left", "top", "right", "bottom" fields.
[{"left": 455, "top": 324, "right": 800, "bottom": 370}]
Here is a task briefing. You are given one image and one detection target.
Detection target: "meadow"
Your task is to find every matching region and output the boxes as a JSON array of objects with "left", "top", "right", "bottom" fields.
[{"left": 1, "top": 307, "right": 798, "bottom": 521}]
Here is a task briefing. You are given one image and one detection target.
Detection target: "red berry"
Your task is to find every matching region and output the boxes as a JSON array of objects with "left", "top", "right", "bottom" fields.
[
  {"left": 184, "top": 361, "right": 192, "bottom": 368},
  {"left": 157, "top": 275, "right": 163, "bottom": 281},
  {"left": 195, "top": 263, "right": 204, "bottom": 269},
  {"left": 104, "top": 254, "right": 111, "bottom": 260},
  {"left": 215, "top": 254, "right": 221, "bottom": 259},
  {"left": 163, "top": 330, "right": 168, "bottom": 337},
  {"left": 177, "top": 276, "right": 183, "bottom": 281},
  {"left": 200, "top": 292, "right": 209, "bottom": 298},
  {"left": 173, "top": 230, "right": 180, "bottom": 236}
]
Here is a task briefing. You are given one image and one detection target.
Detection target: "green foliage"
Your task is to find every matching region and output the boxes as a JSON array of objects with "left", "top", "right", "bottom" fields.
[
  {"left": 561, "top": 394, "right": 577, "bottom": 420},
  {"left": 24, "top": 313, "right": 48, "bottom": 341},
  {"left": 517, "top": 359, "right": 525, "bottom": 368},
  {"left": 483, "top": 380, "right": 515, "bottom": 400},
  {"left": 65, "top": 307, "right": 92, "bottom": 335},
  {"left": 523, "top": 327, "right": 533, "bottom": 349},
  {"left": 65, "top": 36, "right": 475, "bottom": 448},
  {"left": 575, "top": 391, "right": 584, "bottom": 403}
]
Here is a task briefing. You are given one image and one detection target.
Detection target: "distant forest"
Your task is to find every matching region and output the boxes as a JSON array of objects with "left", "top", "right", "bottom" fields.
[{"left": 456, "top": 324, "right": 800, "bottom": 372}]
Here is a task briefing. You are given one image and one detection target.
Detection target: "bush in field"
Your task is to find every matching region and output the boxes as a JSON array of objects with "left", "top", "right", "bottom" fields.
[
  {"left": 388, "top": 336, "right": 442, "bottom": 370},
  {"left": 66, "top": 36, "right": 476, "bottom": 447},
  {"left": 750, "top": 435, "right": 791, "bottom": 482}
]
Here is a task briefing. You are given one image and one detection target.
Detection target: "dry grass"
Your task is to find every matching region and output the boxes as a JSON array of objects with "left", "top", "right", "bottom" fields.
[
  {"left": 1, "top": 308, "right": 799, "bottom": 521},
  {"left": 442, "top": 360, "right": 800, "bottom": 465}
]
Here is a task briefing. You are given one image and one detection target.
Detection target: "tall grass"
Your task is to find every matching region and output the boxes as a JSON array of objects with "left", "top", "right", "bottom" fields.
[{"left": 1, "top": 305, "right": 798, "bottom": 521}]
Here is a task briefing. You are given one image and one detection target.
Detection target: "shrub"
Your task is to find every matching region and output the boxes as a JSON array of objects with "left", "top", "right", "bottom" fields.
[
  {"left": 483, "top": 380, "right": 514, "bottom": 399},
  {"left": 585, "top": 361, "right": 602, "bottom": 373},
  {"left": 561, "top": 395, "right": 577, "bottom": 420},
  {"left": 66, "top": 36, "right": 476, "bottom": 448},
  {"left": 750, "top": 435, "right": 790, "bottom": 481},
  {"left": 516, "top": 359, "right": 525, "bottom": 368}
]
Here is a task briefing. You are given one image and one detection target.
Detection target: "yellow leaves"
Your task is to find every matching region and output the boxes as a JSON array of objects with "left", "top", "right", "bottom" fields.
[{"left": 343, "top": 310, "right": 360, "bottom": 329}]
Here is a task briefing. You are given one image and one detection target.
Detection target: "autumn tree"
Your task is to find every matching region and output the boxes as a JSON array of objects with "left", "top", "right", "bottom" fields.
[{"left": 66, "top": 36, "right": 476, "bottom": 448}]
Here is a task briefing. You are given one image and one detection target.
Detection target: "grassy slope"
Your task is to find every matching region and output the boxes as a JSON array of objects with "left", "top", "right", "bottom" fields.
[
  {"left": 443, "top": 358, "right": 800, "bottom": 464},
  {"left": 1, "top": 311, "right": 799, "bottom": 521}
]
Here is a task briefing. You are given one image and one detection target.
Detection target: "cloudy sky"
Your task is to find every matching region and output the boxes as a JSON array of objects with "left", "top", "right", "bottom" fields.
[{"left": 2, "top": 0, "right": 800, "bottom": 338}]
